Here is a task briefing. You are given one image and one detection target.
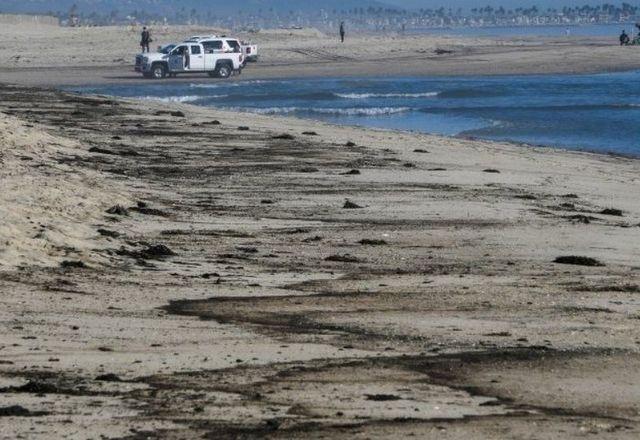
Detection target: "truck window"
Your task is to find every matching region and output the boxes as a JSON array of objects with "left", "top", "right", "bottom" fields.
[
  {"left": 226, "top": 40, "right": 241, "bottom": 53},
  {"left": 190, "top": 45, "right": 201, "bottom": 55},
  {"left": 172, "top": 46, "right": 187, "bottom": 55},
  {"left": 202, "top": 41, "right": 223, "bottom": 53}
]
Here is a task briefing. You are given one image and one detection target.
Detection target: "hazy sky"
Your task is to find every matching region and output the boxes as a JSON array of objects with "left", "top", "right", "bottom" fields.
[{"left": 385, "top": 0, "right": 628, "bottom": 8}]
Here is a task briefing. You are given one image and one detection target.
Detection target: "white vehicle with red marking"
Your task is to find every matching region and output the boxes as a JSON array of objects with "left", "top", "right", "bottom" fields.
[
  {"left": 135, "top": 36, "right": 244, "bottom": 79},
  {"left": 241, "top": 41, "right": 259, "bottom": 62}
]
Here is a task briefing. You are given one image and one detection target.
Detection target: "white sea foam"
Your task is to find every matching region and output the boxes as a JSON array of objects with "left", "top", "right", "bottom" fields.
[
  {"left": 137, "top": 95, "right": 226, "bottom": 103},
  {"left": 189, "top": 80, "right": 272, "bottom": 89},
  {"left": 227, "top": 106, "right": 411, "bottom": 116},
  {"left": 335, "top": 92, "right": 439, "bottom": 99}
]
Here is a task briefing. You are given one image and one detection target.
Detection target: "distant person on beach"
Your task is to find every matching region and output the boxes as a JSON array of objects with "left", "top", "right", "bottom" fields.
[
  {"left": 340, "top": 22, "right": 346, "bottom": 43},
  {"left": 140, "top": 27, "right": 152, "bottom": 53},
  {"left": 620, "top": 30, "right": 630, "bottom": 46}
]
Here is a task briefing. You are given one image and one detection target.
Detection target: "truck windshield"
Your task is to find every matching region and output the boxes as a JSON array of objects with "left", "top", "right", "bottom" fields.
[{"left": 160, "top": 45, "right": 176, "bottom": 54}]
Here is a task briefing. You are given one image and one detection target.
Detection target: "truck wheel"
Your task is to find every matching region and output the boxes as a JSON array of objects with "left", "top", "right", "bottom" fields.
[
  {"left": 216, "top": 64, "right": 232, "bottom": 79},
  {"left": 151, "top": 64, "right": 167, "bottom": 79}
]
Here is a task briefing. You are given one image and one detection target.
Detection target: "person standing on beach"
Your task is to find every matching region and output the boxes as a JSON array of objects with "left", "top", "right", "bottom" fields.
[
  {"left": 140, "top": 27, "right": 151, "bottom": 53},
  {"left": 340, "top": 22, "right": 346, "bottom": 43},
  {"left": 184, "top": 47, "right": 190, "bottom": 70},
  {"left": 620, "top": 30, "right": 630, "bottom": 46}
]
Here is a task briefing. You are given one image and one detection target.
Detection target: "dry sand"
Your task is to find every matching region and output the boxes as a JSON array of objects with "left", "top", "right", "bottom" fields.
[
  {"left": 0, "top": 84, "right": 639, "bottom": 439},
  {"left": 1, "top": 23, "right": 640, "bottom": 86},
  {"left": 1, "top": 21, "right": 640, "bottom": 440}
]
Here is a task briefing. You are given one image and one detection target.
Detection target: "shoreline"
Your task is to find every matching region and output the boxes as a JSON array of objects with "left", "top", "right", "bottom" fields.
[
  {"left": 2, "top": 59, "right": 640, "bottom": 87},
  {"left": 70, "top": 76, "right": 640, "bottom": 162}
]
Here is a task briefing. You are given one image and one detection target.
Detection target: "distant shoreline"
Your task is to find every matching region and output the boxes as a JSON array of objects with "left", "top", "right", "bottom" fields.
[{"left": 2, "top": 61, "right": 640, "bottom": 88}]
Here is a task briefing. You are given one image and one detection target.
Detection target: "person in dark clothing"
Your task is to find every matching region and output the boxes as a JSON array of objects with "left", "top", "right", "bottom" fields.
[
  {"left": 620, "top": 30, "right": 630, "bottom": 46},
  {"left": 140, "top": 27, "right": 151, "bottom": 53},
  {"left": 340, "top": 22, "right": 346, "bottom": 43}
]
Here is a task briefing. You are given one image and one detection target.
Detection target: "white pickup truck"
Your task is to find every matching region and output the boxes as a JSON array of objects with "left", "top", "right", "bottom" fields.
[
  {"left": 241, "top": 41, "right": 259, "bottom": 62},
  {"left": 135, "top": 36, "right": 244, "bottom": 79}
]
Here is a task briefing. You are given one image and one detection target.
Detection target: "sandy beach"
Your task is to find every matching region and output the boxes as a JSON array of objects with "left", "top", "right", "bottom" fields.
[
  {"left": 1, "top": 23, "right": 640, "bottom": 86},
  {"left": 1, "top": 22, "right": 640, "bottom": 440}
]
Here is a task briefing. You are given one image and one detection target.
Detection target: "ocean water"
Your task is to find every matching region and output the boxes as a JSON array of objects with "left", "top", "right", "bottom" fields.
[{"left": 76, "top": 71, "right": 640, "bottom": 156}]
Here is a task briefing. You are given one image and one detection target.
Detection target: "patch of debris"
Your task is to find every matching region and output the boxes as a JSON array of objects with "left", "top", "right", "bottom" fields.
[
  {"left": 565, "top": 214, "right": 599, "bottom": 224},
  {"left": 365, "top": 394, "right": 402, "bottom": 401},
  {"left": 97, "top": 228, "right": 120, "bottom": 238},
  {"left": 88, "top": 146, "right": 116, "bottom": 155},
  {"left": 272, "top": 133, "right": 295, "bottom": 140},
  {"left": 117, "top": 244, "right": 176, "bottom": 261},
  {"left": 600, "top": 208, "right": 623, "bottom": 217},
  {"left": 343, "top": 200, "right": 364, "bottom": 209},
  {"left": 130, "top": 205, "right": 169, "bottom": 217},
  {"left": 325, "top": 255, "right": 360, "bottom": 263},
  {"left": 95, "top": 374, "right": 123, "bottom": 382},
  {"left": 60, "top": 261, "right": 87, "bottom": 269},
  {"left": 106, "top": 205, "right": 128, "bottom": 216},
  {"left": 0, "top": 405, "right": 42, "bottom": 417},
  {"left": 554, "top": 256, "right": 605, "bottom": 267},
  {"left": 358, "top": 239, "right": 388, "bottom": 246}
]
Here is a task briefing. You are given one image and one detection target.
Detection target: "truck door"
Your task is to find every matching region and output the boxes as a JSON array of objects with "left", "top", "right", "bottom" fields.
[
  {"left": 169, "top": 45, "right": 187, "bottom": 72},
  {"left": 202, "top": 41, "right": 223, "bottom": 70},
  {"left": 189, "top": 45, "right": 205, "bottom": 71}
]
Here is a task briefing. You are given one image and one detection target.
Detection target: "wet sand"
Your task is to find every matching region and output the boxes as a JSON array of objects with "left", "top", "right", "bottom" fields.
[{"left": 1, "top": 83, "right": 640, "bottom": 439}]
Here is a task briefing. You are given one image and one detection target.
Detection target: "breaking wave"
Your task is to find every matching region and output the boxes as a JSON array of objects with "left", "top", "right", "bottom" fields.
[
  {"left": 137, "top": 95, "right": 226, "bottom": 103},
  {"left": 335, "top": 92, "right": 439, "bottom": 99}
]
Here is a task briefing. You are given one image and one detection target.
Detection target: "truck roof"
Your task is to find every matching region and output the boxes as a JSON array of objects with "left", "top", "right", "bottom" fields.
[{"left": 184, "top": 35, "right": 219, "bottom": 42}]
